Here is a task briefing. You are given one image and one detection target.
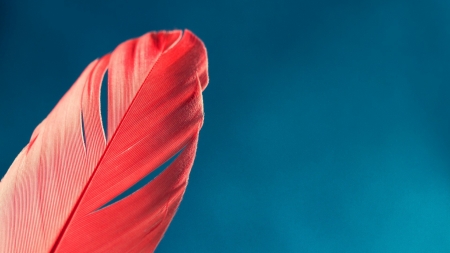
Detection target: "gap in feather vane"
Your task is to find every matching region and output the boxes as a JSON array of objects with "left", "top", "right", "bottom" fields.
[
  {"left": 80, "top": 111, "right": 87, "bottom": 150},
  {"left": 100, "top": 70, "right": 109, "bottom": 141},
  {"left": 96, "top": 148, "right": 185, "bottom": 211}
]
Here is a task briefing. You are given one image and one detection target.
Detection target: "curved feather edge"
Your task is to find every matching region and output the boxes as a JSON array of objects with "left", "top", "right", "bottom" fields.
[{"left": 0, "top": 29, "right": 208, "bottom": 253}]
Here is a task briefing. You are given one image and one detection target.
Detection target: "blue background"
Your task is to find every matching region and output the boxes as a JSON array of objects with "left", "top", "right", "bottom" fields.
[{"left": 1, "top": 0, "right": 450, "bottom": 252}]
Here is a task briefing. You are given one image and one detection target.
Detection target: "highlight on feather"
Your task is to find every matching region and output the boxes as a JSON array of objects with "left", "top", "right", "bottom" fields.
[{"left": 0, "top": 29, "right": 208, "bottom": 253}]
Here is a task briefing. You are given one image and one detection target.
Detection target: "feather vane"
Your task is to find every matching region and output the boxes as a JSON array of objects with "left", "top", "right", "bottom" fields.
[{"left": 0, "top": 29, "right": 208, "bottom": 253}]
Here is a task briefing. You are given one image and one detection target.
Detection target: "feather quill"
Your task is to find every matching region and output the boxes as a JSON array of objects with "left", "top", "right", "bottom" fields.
[{"left": 0, "top": 29, "right": 208, "bottom": 253}]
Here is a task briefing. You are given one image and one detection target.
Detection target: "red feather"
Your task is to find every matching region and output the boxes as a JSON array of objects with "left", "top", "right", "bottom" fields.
[{"left": 0, "top": 29, "right": 208, "bottom": 253}]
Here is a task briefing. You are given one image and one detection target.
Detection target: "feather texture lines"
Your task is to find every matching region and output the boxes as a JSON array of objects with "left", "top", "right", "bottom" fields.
[{"left": 0, "top": 29, "right": 208, "bottom": 253}]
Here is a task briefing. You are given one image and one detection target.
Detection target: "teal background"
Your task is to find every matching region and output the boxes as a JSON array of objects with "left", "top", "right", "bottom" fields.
[{"left": 1, "top": 0, "right": 450, "bottom": 252}]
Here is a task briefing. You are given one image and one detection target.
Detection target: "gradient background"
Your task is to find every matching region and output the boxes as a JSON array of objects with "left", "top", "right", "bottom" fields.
[{"left": 1, "top": 0, "right": 450, "bottom": 252}]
